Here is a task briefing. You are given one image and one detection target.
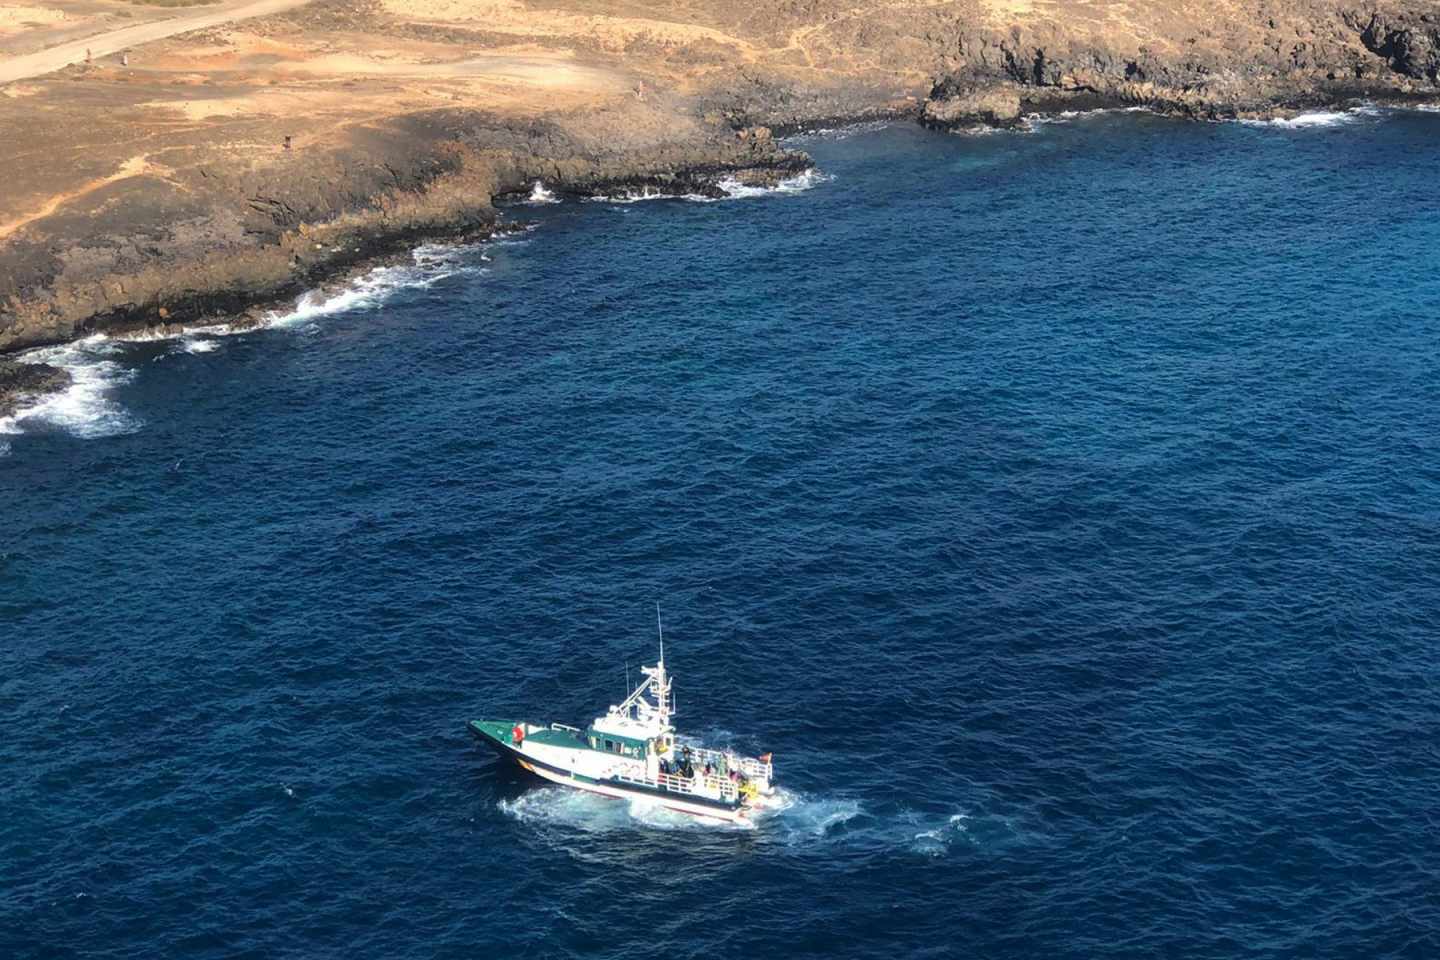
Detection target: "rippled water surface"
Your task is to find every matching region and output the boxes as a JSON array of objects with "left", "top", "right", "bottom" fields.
[{"left": 5, "top": 111, "right": 1440, "bottom": 958}]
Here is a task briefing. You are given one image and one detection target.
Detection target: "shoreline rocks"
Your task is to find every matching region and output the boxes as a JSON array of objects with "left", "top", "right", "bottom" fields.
[
  {"left": 3, "top": 0, "right": 1439, "bottom": 418},
  {"left": 0, "top": 359, "right": 70, "bottom": 419}
]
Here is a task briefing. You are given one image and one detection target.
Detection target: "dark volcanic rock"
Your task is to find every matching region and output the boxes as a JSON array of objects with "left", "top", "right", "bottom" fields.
[
  {"left": 921, "top": 77, "right": 1023, "bottom": 128},
  {"left": 0, "top": 359, "right": 70, "bottom": 417},
  {"left": 1359, "top": 12, "right": 1440, "bottom": 81}
]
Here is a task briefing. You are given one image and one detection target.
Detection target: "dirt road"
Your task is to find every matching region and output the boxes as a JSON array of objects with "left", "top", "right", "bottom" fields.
[{"left": 0, "top": 0, "right": 313, "bottom": 84}]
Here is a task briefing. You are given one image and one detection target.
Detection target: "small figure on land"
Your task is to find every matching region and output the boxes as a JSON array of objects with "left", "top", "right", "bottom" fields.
[
  {"left": 634, "top": 80, "right": 644, "bottom": 102},
  {"left": 85, "top": 48, "right": 92, "bottom": 65},
  {"left": 121, "top": 53, "right": 129, "bottom": 67},
  {"left": 283, "top": 135, "right": 292, "bottom": 151}
]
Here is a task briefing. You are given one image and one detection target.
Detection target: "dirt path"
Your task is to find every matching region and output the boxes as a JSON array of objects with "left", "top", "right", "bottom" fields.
[
  {"left": 0, "top": 0, "right": 313, "bottom": 84},
  {"left": 0, "top": 154, "right": 151, "bottom": 240}
]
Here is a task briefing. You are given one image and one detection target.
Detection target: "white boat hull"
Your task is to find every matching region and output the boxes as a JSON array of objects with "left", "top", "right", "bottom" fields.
[{"left": 515, "top": 755, "right": 754, "bottom": 824}]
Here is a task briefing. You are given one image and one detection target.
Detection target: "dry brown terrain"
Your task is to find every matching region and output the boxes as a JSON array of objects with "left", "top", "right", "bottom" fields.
[{"left": 1, "top": 0, "right": 1438, "bottom": 403}]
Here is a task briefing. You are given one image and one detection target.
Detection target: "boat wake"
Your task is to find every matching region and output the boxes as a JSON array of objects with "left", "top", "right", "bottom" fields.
[
  {"left": 498, "top": 786, "right": 755, "bottom": 834},
  {"left": 1025, "top": 106, "right": 1155, "bottom": 130},
  {"left": 496, "top": 784, "right": 1023, "bottom": 860},
  {"left": 762, "top": 792, "right": 1025, "bottom": 857}
]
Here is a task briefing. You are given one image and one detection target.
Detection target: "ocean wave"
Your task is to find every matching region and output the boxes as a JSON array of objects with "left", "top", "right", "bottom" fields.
[
  {"left": 0, "top": 245, "right": 483, "bottom": 451},
  {"left": 524, "top": 181, "right": 561, "bottom": 205},
  {"left": 179, "top": 336, "right": 221, "bottom": 354},
  {"left": 1236, "top": 104, "right": 1383, "bottom": 128},
  {"left": 265, "top": 245, "right": 475, "bottom": 328},
  {"left": 0, "top": 337, "right": 142, "bottom": 443},
  {"left": 585, "top": 170, "right": 829, "bottom": 205},
  {"left": 716, "top": 169, "right": 831, "bottom": 198},
  {"left": 1025, "top": 106, "right": 1151, "bottom": 128},
  {"left": 782, "top": 119, "right": 897, "bottom": 144}
]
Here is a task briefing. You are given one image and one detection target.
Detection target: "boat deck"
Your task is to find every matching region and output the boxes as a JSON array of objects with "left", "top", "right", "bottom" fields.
[{"left": 469, "top": 719, "right": 587, "bottom": 750}]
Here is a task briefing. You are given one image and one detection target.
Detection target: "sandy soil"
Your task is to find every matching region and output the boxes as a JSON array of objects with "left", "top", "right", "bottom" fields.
[
  {"left": 0, "top": 0, "right": 1435, "bottom": 357},
  {"left": 0, "top": 0, "right": 312, "bottom": 80}
]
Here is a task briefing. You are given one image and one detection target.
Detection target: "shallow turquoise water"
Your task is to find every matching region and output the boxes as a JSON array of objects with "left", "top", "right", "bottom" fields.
[{"left": 4, "top": 110, "right": 1440, "bottom": 958}]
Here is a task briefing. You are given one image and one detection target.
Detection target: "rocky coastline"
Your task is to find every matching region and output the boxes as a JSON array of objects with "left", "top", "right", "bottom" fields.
[{"left": 2, "top": 0, "right": 1438, "bottom": 419}]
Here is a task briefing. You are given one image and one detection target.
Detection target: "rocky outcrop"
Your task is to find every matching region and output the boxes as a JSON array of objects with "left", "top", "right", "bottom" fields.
[
  {"left": 919, "top": 4, "right": 1440, "bottom": 128},
  {"left": 5, "top": 0, "right": 1440, "bottom": 410},
  {"left": 0, "top": 359, "right": 69, "bottom": 418},
  {"left": 921, "top": 78, "right": 1023, "bottom": 128},
  {"left": 1356, "top": 10, "right": 1440, "bottom": 81},
  {"left": 0, "top": 110, "right": 810, "bottom": 357}
]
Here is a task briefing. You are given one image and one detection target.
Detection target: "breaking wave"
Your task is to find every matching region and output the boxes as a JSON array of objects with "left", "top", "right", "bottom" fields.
[
  {"left": 1025, "top": 106, "right": 1151, "bottom": 129},
  {"left": 0, "top": 245, "right": 483, "bottom": 451},
  {"left": 264, "top": 244, "right": 478, "bottom": 329},
  {"left": 585, "top": 169, "right": 829, "bottom": 204},
  {"left": 1237, "top": 105, "right": 1383, "bottom": 129},
  {"left": 0, "top": 337, "right": 142, "bottom": 445},
  {"left": 715, "top": 168, "right": 831, "bottom": 198},
  {"left": 781, "top": 119, "right": 897, "bottom": 145},
  {"left": 525, "top": 181, "right": 561, "bottom": 205}
]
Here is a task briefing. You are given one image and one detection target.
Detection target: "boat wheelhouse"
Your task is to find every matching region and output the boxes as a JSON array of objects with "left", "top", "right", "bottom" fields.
[{"left": 469, "top": 649, "right": 774, "bottom": 823}]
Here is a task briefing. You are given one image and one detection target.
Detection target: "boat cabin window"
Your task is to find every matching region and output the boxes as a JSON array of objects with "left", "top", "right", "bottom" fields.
[{"left": 605, "top": 739, "right": 615, "bottom": 753}]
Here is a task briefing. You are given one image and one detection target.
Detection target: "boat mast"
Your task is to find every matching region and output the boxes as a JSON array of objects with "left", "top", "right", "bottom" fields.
[{"left": 655, "top": 601, "right": 670, "bottom": 725}]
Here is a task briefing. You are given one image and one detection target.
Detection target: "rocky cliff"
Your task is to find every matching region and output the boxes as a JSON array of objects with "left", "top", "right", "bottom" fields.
[{"left": 0, "top": 0, "right": 1437, "bottom": 407}]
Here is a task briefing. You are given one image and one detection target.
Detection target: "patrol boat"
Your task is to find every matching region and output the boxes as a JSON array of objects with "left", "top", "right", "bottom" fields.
[{"left": 468, "top": 647, "right": 775, "bottom": 824}]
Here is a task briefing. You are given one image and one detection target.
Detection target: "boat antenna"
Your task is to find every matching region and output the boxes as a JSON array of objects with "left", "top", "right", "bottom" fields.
[{"left": 656, "top": 601, "right": 664, "bottom": 666}]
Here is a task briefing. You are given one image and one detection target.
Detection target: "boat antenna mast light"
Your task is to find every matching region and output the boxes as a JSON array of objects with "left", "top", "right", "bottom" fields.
[{"left": 610, "top": 603, "right": 674, "bottom": 727}]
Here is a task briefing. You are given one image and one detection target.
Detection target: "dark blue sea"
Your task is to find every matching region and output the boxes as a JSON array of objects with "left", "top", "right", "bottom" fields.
[{"left": 5, "top": 108, "right": 1440, "bottom": 959}]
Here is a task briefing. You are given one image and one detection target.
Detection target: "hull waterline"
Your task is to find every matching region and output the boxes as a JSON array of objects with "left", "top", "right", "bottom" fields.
[{"left": 468, "top": 721, "right": 753, "bottom": 824}]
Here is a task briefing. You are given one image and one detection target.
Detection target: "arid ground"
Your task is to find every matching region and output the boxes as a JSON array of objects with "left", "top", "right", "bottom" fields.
[{"left": 1, "top": 0, "right": 1437, "bottom": 404}]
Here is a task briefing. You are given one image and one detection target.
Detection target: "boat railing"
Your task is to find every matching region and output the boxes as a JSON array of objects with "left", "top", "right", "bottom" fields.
[
  {"left": 615, "top": 769, "right": 739, "bottom": 802},
  {"left": 740, "top": 757, "right": 773, "bottom": 780},
  {"left": 678, "top": 745, "right": 773, "bottom": 782}
]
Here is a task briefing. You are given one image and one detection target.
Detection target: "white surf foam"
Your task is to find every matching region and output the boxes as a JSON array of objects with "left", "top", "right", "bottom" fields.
[
  {"left": 525, "top": 181, "right": 561, "bottom": 205},
  {"left": 0, "top": 337, "right": 142, "bottom": 443},
  {"left": 498, "top": 786, "right": 752, "bottom": 833},
  {"left": 179, "top": 336, "right": 221, "bottom": 354},
  {"left": 1024, "top": 106, "right": 1150, "bottom": 129},
  {"left": 263, "top": 243, "right": 476, "bottom": 328},
  {"left": 716, "top": 168, "right": 831, "bottom": 198},
  {"left": 1237, "top": 105, "right": 1382, "bottom": 129},
  {"left": 782, "top": 120, "right": 895, "bottom": 144},
  {"left": 584, "top": 186, "right": 707, "bottom": 204},
  {"left": 586, "top": 169, "right": 829, "bottom": 204},
  {"left": 758, "top": 788, "right": 863, "bottom": 840},
  {"left": 0, "top": 244, "right": 483, "bottom": 451}
]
